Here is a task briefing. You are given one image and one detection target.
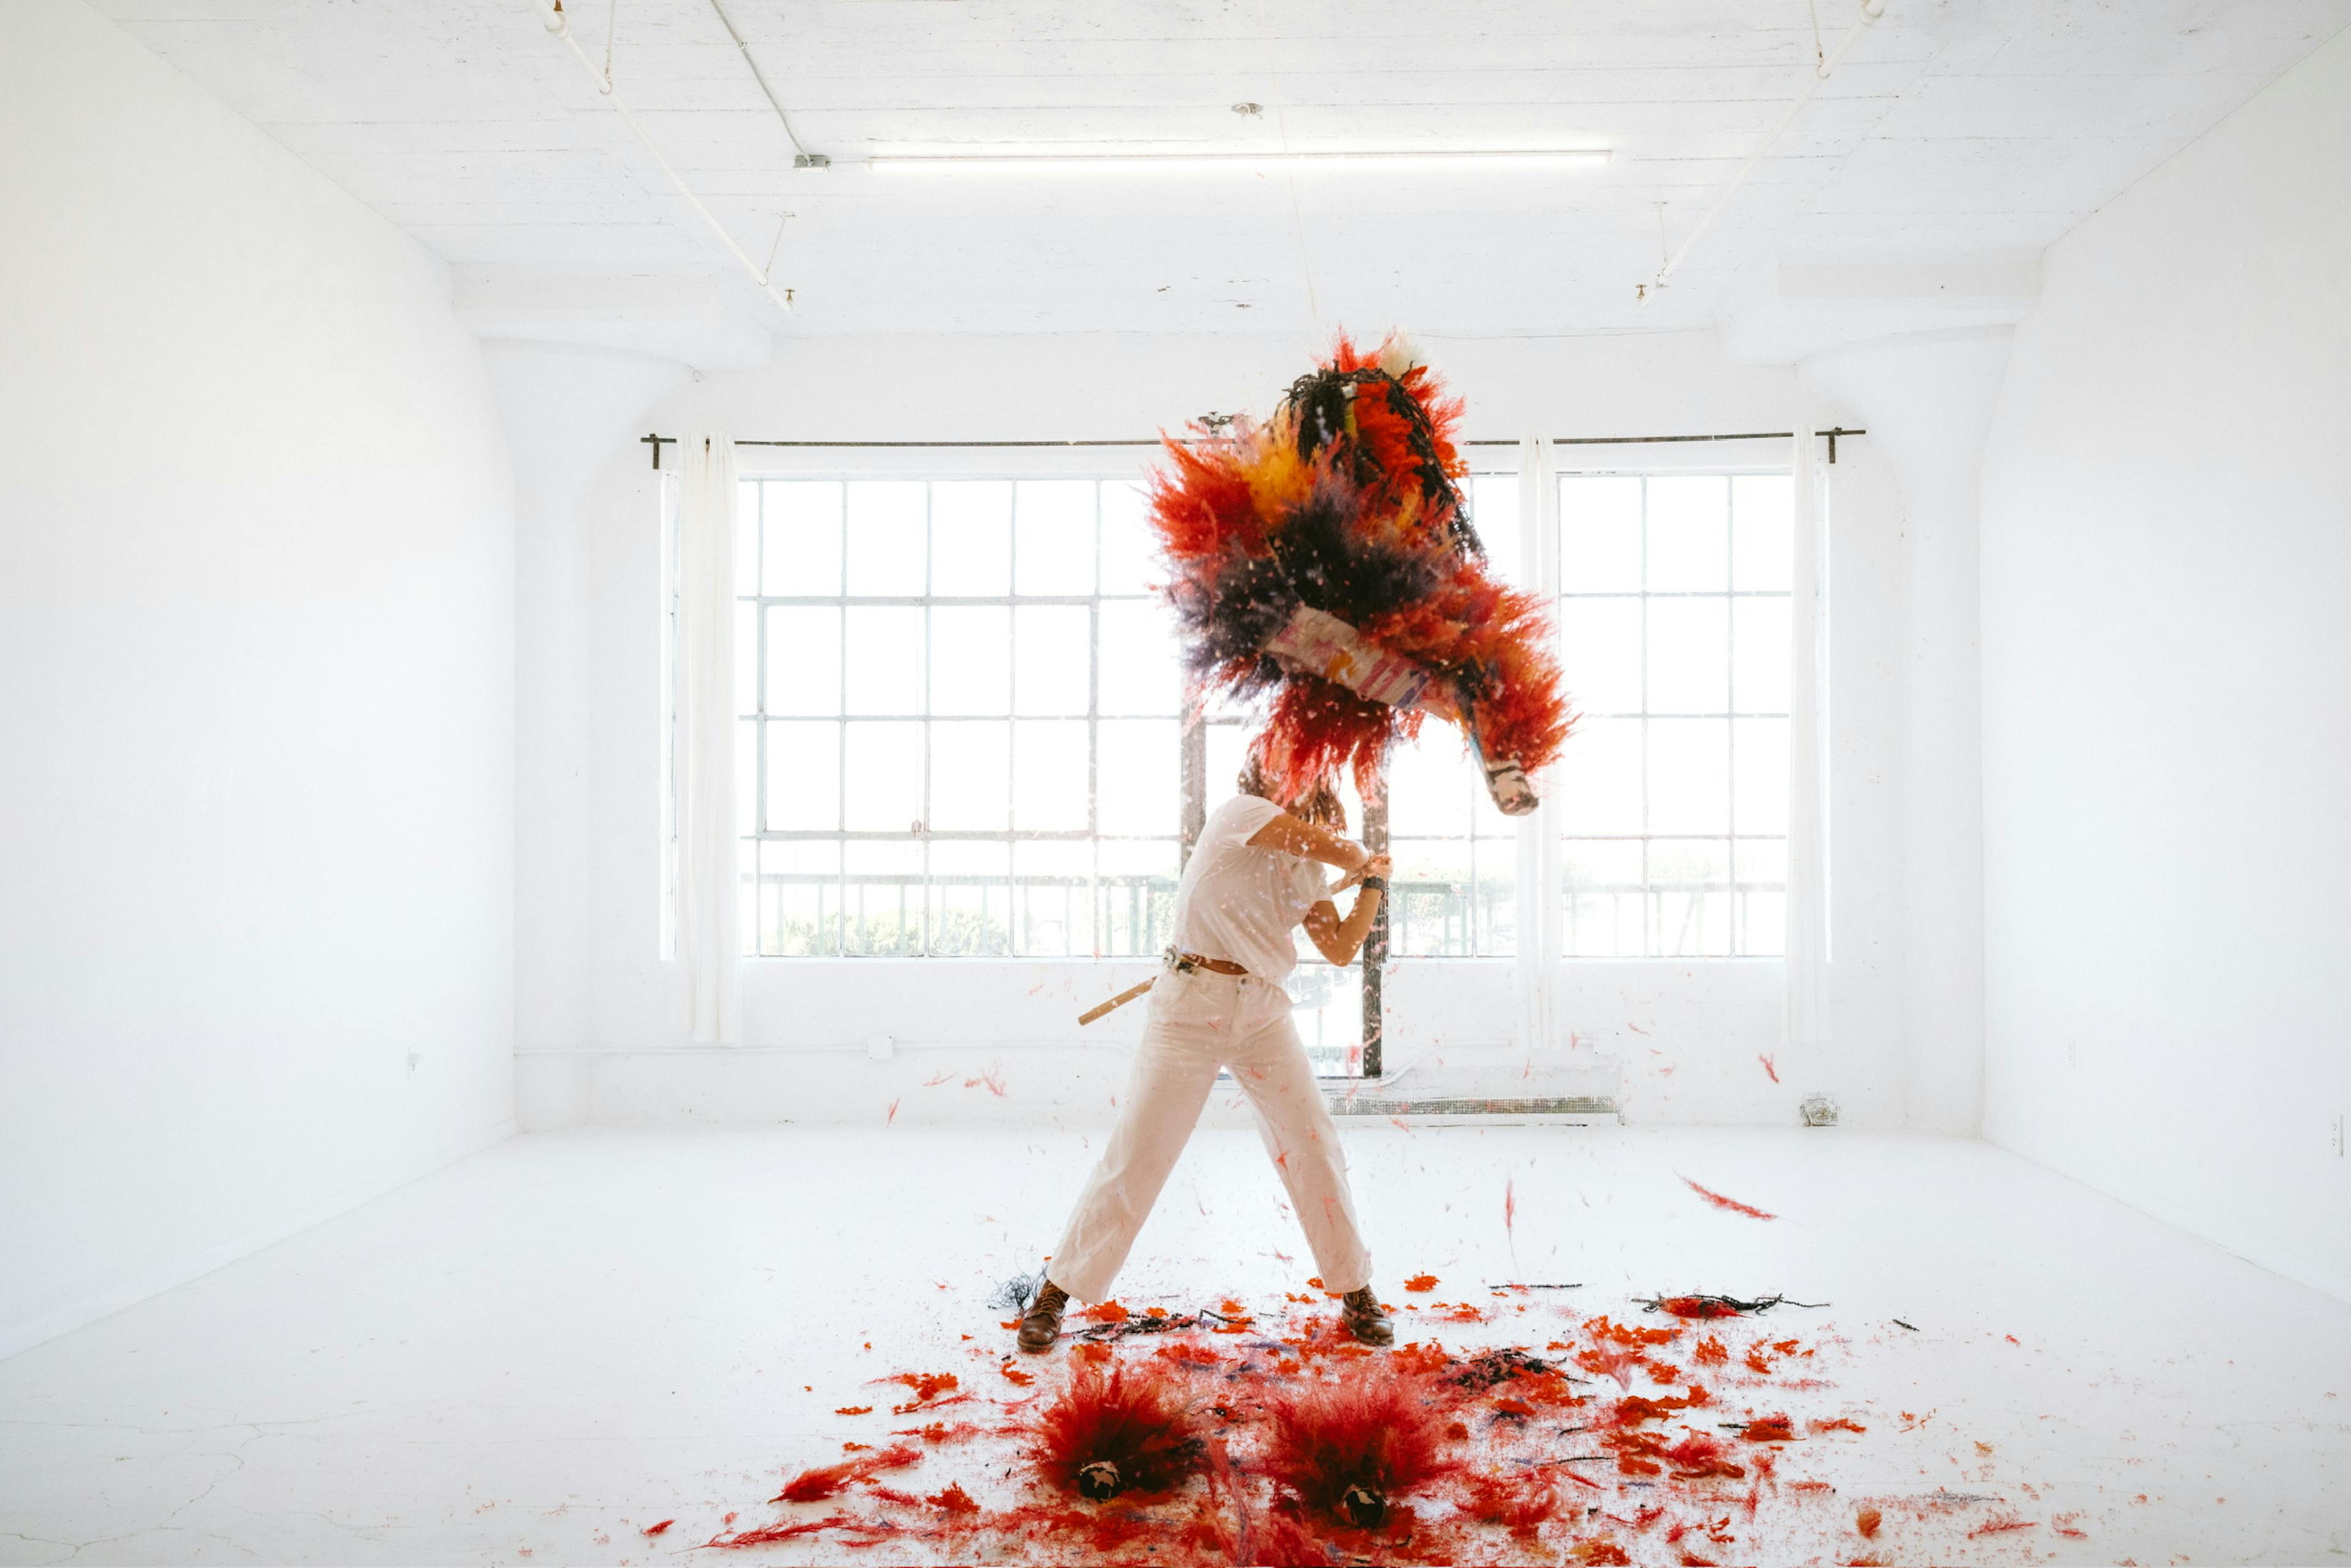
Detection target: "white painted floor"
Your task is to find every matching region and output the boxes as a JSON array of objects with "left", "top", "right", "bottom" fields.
[{"left": 2, "top": 1124, "right": 2346, "bottom": 1566}]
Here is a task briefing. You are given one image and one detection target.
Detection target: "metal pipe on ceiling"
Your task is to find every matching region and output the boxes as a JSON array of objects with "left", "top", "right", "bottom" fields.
[
  {"left": 1640, "top": 0, "right": 1888, "bottom": 302},
  {"left": 527, "top": 0, "right": 794, "bottom": 312}
]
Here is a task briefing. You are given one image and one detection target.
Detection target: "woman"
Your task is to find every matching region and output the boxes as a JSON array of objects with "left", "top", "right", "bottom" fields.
[{"left": 1016, "top": 760, "right": 1395, "bottom": 1351}]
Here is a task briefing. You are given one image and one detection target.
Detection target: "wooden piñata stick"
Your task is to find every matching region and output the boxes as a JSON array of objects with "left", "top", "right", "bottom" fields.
[{"left": 1078, "top": 978, "right": 1155, "bottom": 1026}]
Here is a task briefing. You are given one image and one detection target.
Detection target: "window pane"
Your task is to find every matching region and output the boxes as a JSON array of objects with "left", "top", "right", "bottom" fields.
[
  {"left": 1562, "top": 839, "right": 1643, "bottom": 958},
  {"left": 765, "top": 719, "right": 839, "bottom": 831},
  {"left": 1647, "top": 718, "right": 1730, "bottom": 835},
  {"left": 1098, "top": 599, "right": 1180, "bottom": 716},
  {"left": 931, "top": 481, "right": 1011, "bottom": 596},
  {"left": 931, "top": 605, "right": 1010, "bottom": 716},
  {"left": 1731, "top": 716, "right": 1789, "bottom": 836},
  {"left": 844, "top": 606, "right": 924, "bottom": 715},
  {"left": 1098, "top": 481, "right": 1158, "bottom": 597},
  {"left": 1390, "top": 837, "right": 1472, "bottom": 957},
  {"left": 845, "top": 481, "right": 926, "bottom": 596},
  {"left": 1098, "top": 718, "right": 1179, "bottom": 836},
  {"left": 1015, "top": 480, "right": 1097, "bottom": 595},
  {"left": 1558, "top": 596, "right": 1641, "bottom": 717},
  {"left": 766, "top": 606, "right": 841, "bottom": 716},
  {"left": 1731, "top": 598, "right": 1791, "bottom": 715},
  {"left": 1390, "top": 738, "right": 1472, "bottom": 838},
  {"left": 1014, "top": 605, "right": 1090, "bottom": 716},
  {"left": 736, "top": 719, "right": 757, "bottom": 836},
  {"left": 929, "top": 721, "right": 1010, "bottom": 831},
  {"left": 1470, "top": 473, "right": 1523, "bottom": 588},
  {"left": 1736, "top": 839, "right": 1789, "bottom": 957},
  {"left": 763, "top": 481, "right": 842, "bottom": 596},
  {"left": 930, "top": 857, "right": 1012, "bottom": 956},
  {"left": 930, "top": 841, "right": 1010, "bottom": 956},
  {"left": 1645, "top": 476, "right": 1729, "bottom": 593},
  {"left": 842, "top": 721, "right": 924, "bottom": 832},
  {"left": 1649, "top": 839, "right": 1731, "bottom": 956},
  {"left": 1559, "top": 476, "right": 1641, "bottom": 593},
  {"left": 1013, "top": 719, "right": 1089, "bottom": 831},
  {"left": 736, "top": 481, "right": 762, "bottom": 595},
  {"left": 842, "top": 854, "right": 920, "bottom": 955},
  {"left": 1732, "top": 475, "right": 1794, "bottom": 593},
  {"left": 1646, "top": 597, "right": 1730, "bottom": 715},
  {"left": 1472, "top": 835, "right": 1518, "bottom": 956},
  {"left": 1098, "top": 838, "right": 1177, "bottom": 956},
  {"left": 1554, "top": 715, "right": 1643, "bottom": 836},
  {"left": 761, "top": 838, "right": 838, "bottom": 957},
  {"left": 1014, "top": 839, "right": 1090, "bottom": 957},
  {"left": 735, "top": 600, "right": 757, "bottom": 719}
]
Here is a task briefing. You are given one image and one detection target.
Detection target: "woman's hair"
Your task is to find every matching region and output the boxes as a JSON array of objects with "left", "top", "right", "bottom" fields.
[{"left": 1238, "top": 755, "right": 1347, "bottom": 830}]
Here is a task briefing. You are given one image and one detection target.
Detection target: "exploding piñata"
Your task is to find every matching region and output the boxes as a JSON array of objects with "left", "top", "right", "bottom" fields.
[{"left": 1146, "top": 333, "right": 1573, "bottom": 812}]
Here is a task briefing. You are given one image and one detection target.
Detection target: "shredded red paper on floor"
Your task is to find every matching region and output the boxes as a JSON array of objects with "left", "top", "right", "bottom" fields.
[{"left": 691, "top": 1281, "right": 2061, "bottom": 1565}]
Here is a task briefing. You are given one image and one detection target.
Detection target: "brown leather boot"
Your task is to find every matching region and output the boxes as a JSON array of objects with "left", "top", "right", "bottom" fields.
[
  {"left": 1017, "top": 1279, "right": 1070, "bottom": 1352},
  {"left": 1340, "top": 1285, "right": 1393, "bottom": 1346}
]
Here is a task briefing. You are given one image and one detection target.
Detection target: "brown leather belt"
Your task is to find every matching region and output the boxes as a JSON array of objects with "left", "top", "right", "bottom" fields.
[{"left": 1166, "top": 948, "right": 1248, "bottom": 977}]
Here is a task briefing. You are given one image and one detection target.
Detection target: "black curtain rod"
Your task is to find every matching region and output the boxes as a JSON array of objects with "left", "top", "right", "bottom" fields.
[{"left": 640, "top": 427, "right": 1864, "bottom": 469}]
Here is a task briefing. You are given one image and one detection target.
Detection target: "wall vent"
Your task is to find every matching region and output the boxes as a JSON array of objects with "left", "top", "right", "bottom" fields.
[{"left": 1329, "top": 1095, "right": 1618, "bottom": 1124}]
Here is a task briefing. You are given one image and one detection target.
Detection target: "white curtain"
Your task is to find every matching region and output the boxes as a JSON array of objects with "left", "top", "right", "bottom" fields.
[
  {"left": 675, "top": 433, "right": 741, "bottom": 1045},
  {"left": 1784, "top": 417, "right": 1831, "bottom": 1046}
]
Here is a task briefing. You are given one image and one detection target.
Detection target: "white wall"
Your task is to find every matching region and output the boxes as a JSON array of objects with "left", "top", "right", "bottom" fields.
[
  {"left": 1979, "top": 26, "right": 2351, "bottom": 1302},
  {"left": 1803, "top": 328, "right": 2012, "bottom": 1136},
  {"left": 516, "top": 330, "right": 1924, "bottom": 1133},
  {"left": 0, "top": 3, "right": 518, "bottom": 1354}
]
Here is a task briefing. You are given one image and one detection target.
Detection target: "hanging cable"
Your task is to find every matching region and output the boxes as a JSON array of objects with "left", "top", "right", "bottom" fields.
[
  {"left": 1639, "top": 0, "right": 1885, "bottom": 302},
  {"left": 703, "top": 0, "right": 827, "bottom": 167},
  {"left": 530, "top": 0, "right": 793, "bottom": 311}
]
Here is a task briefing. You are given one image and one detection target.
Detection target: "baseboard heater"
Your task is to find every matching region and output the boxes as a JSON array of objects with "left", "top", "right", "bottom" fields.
[{"left": 1328, "top": 1095, "right": 1619, "bottom": 1125}]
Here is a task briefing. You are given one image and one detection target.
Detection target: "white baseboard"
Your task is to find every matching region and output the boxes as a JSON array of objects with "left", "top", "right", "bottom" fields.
[{"left": 0, "top": 1114, "right": 517, "bottom": 1362}]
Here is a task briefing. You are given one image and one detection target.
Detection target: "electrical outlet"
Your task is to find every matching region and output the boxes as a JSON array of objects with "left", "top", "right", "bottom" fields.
[
  {"left": 2331, "top": 1114, "right": 2345, "bottom": 1158},
  {"left": 2066, "top": 1039, "right": 2078, "bottom": 1068},
  {"left": 866, "top": 1033, "right": 894, "bottom": 1062},
  {"left": 406, "top": 1051, "right": 422, "bottom": 1077}
]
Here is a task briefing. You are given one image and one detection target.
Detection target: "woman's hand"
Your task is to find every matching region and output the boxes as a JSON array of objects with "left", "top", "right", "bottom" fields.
[{"left": 1333, "top": 853, "right": 1390, "bottom": 893}]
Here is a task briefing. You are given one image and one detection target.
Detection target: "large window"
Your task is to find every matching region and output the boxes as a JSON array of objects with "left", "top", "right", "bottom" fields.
[
  {"left": 737, "top": 477, "right": 1183, "bottom": 957},
  {"left": 710, "top": 462, "right": 1796, "bottom": 974},
  {"left": 1553, "top": 473, "right": 1793, "bottom": 957}
]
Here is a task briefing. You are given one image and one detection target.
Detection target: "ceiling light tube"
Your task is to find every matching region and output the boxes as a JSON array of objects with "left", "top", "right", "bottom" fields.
[{"left": 866, "top": 149, "right": 1610, "bottom": 176}]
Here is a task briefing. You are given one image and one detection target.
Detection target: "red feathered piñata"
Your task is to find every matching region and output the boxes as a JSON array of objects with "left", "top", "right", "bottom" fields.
[{"left": 1145, "top": 334, "right": 1572, "bottom": 812}]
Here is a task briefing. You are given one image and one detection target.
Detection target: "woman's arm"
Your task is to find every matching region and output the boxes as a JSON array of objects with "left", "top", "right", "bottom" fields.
[
  {"left": 1247, "top": 811, "right": 1370, "bottom": 874},
  {"left": 1301, "top": 856, "right": 1392, "bottom": 966}
]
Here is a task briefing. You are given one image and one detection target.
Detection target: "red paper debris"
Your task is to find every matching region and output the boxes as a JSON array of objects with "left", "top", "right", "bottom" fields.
[
  {"left": 1681, "top": 1177, "right": 1778, "bottom": 1220},
  {"left": 775, "top": 1443, "right": 920, "bottom": 1503}
]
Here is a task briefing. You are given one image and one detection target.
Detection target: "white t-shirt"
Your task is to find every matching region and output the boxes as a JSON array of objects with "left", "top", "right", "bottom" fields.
[{"left": 1168, "top": 795, "right": 1334, "bottom": 982}]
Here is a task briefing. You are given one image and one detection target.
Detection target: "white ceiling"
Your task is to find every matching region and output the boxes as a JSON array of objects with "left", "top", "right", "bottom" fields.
[{"left": 92, "top": 0, "right": 2351, "bottom": 362}]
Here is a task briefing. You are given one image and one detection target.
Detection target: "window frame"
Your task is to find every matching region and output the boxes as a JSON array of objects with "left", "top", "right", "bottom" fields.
[
  {"left": 736, "top": 471, "right": 1185, "bottom": 961},
  {"left": 1550, "top": 460, "right": 1795, "bottom": 961}
]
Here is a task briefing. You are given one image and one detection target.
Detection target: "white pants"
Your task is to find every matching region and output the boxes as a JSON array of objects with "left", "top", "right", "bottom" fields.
[{"left": 1048, "top": 964, "right": 1373, "bottom": 1302}]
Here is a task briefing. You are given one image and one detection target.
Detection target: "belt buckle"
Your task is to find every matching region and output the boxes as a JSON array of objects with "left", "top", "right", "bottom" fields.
[{"left": 1164, "top": 947, "right": 1199, "bottom": 975}]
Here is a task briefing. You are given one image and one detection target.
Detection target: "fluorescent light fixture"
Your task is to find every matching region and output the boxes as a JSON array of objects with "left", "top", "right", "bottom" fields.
[{"left": 866, "top": 148, "right": 1610, "bottom": 176}]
